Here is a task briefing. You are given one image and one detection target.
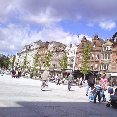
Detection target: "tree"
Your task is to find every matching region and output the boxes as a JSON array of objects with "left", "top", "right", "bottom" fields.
[
  {"left": 32, "top": 53, "right": 38, "bottom": 76},
  {"left": 59, "top": 52, "right": 68, "bottom": 71},
  {"left": 80, "top": 43, "right": 91, "bottom": 80},
  {"left": 44, "top": 51, "right": 52, "bottom": 70},
  {"left": 0, "top": 55, "right": 10, "bottom": 69},
  {"left": 22, "top": 53, "right": 28, "bottom": 70},
  {"left": 11, "top": 55, "right": 16, "bottom": 69},
  {"left": 33, "top": 53, "right": 39, "bottom": 69},
  {"left": 33, "top": 52, "right": 42, "bottom": 76}
]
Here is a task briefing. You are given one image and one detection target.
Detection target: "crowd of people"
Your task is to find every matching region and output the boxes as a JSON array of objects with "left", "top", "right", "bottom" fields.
[
  {"left": 1, "top": 68, "right": 117, "bottom": 108},
  {"left": 11, "top": 68, "right": 22, "bottom": 78},
  {"left": 40, "top": 71, "right": 117, "bottom": 108}
]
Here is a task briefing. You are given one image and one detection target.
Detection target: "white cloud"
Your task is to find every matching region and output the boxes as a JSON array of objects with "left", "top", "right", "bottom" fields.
[
  {"left": 0, "top": 0, "right": 117, "bottom": 25},
  {"left": 0, "top": 24, "right": 74, "bottom": 54},
  {"left": 99, "top": 21, "right": 116, "bottom": 30},
  {"left": 0, "top": 24, "right": 92, "bottom": 54},
  {"left": 23, "top": 7, "right": 61, "bottom": 26},
  {"left": 16, "top": 0, "right": 117, "bottom": 25},
  {"left": 1, "top": 0, "right": 114, "bottom": 55}
]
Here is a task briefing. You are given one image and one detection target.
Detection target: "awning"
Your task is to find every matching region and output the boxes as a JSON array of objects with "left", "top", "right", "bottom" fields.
[{"left": 107, "top": 73, "right": 117, "bottom": 77}]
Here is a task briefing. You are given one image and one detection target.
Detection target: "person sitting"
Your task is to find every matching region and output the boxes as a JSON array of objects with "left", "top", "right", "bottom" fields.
[{"left": 106, "top": 88, "right": 117, "bottom": 108}]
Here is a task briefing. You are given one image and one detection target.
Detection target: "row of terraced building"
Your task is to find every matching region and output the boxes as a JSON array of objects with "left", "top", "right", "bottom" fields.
[{"left": 12, "top": 34, "right": 117, "bottom": 79}]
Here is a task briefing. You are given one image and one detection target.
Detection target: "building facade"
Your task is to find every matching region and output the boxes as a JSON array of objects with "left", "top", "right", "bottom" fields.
[
  {"left": 100, "top": 40, "right": 113, "bottom": 73},
  {"left": 65, "top": 43, "right": 77, "bottom": 71},
  {"left": 90, "top": 35, "right": 103, "bottom": 71},
  {"left": 75, "top": 36, "right": 91, "bottom": 70},
  {"left": 48, "top": 41, "right": 66, "bottom": 72}
]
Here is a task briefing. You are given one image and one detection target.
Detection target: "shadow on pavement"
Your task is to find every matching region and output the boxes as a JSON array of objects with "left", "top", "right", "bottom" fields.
[
  {"left": 0, "top": 101, "right": 117, "bottom": 117},
  {"left": 41, "top": 90, "right": 52, "bottom": 91}
]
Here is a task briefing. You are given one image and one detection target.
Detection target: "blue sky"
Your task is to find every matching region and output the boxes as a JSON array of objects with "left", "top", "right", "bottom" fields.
[{"left": 0, "top": 0, "right": 117, "bottom": 55}]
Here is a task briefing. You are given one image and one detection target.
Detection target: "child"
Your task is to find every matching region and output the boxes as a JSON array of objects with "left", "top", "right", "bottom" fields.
[
  {"left": 89, "top": 90, "right": 95, "bottom": 102},
  {"left": 93, "top": 81, "right": 102, "bottom": 103}
]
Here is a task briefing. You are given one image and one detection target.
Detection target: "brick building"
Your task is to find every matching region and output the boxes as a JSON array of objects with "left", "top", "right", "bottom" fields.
[
  {"left": 75, "top": 36, "right": 91, "bottom": 70},
  {"left": 90, "top": 35, "right": 103, "bottom": 71},
  {"left": 100, "top": 40, "right": 113, "bottom": 73}
]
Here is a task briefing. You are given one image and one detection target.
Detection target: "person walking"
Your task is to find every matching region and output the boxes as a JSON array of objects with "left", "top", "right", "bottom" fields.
[
  {"left": 99, "top": 73, "right": 108, "bottom": 101},
  {"left": 41, "top": 70, "right": 49, "bottom": 91},
  {"left": 86, "top": 73, "right": 95, "bottom": 96},
  {"left": 68, "top": 73, "right": 73, "bottom": 91},
  {"left": 56, "top": 74, "right": 61, "bottom": 85}
]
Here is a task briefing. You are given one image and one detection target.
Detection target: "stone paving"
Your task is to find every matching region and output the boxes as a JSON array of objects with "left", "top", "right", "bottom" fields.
[{"left": 0, "top": 74, "right": 117, "bottom": 117}]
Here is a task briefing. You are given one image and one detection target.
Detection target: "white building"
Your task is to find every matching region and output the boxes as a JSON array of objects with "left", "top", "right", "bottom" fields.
[
  {"left": 65, "top": 43, "right": 77, "bottom": 71},
  {"left": 14, "top": 40, "right": 42, "bottom": 69}
]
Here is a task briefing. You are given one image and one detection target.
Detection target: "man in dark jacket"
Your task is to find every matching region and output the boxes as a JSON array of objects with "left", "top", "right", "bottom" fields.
[{"left": 86, "top": 72, "right": 95, "bottom": 96}]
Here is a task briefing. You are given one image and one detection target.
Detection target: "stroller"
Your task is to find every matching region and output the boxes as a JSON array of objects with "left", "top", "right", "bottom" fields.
[
  {"left": 106, "top": 87, "right": 117, "bottom": 108},
  {"left": 106, "top": 95, "right": 117, "bottom": 108}
]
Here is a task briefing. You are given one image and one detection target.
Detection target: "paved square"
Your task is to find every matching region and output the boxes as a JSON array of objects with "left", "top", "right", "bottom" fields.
[{"left": 0, "top": 74, "right": 116, "bottom": 117}]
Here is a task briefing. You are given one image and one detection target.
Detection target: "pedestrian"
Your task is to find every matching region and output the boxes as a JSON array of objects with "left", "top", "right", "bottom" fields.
[
  {"left": 93, "top": 81, "right": 102, "bottom": 103},
  {"left": 11, "top": 69, "right": 16, "bottom": 78},
  {"left": 56, "top": 74, "right": 61, "bottom": 85},
  {"left": 18, "top": 68, "right": 21, "bottom": 78},
  {"left": 79, "top": 77, "right": 83, "bottom": 88},
  {"left": 68, "top": 73, "right": 73, "bottom": 91},
  {"left": 86, "top": 73, "right": 95, "bottom": 96},
  {"left": 41, "top": 70, "right": 49, "bottom": 91},
  {"left": 99, "top": 73, "right": 108, "bottom": 102}
]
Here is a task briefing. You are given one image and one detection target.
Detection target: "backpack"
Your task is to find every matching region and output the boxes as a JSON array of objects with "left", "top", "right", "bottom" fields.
[
  {"left": 87, "top": 77, "right": 95, "bottom": 86},
  {"left": 108, "top": 87, "right": 113, "bottom": 94}
]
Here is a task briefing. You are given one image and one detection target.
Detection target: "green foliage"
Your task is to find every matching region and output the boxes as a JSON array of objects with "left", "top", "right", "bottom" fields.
[
  {"left": 0, "top": 55, "right": 10, "bottom": 69},
  {"left": 12, "top": 55, "right": 16, "bottom": 68},
  {"left": 22, "top": 53, "right": 28, "bottom": 69},
  {"left": 44, "top": 51, "right": 52, "bottom": 69},
  {"left": 33, "top": 52, "right": 42, "bottom": 71},
  {"left": 33, "top": 53, "right": 39, "bottom": 68},
  {"left": 59, "top": 52, "right": 68, "bottom": 71},
  {"left": 80, "top": 43, "right": 91, "bottom": 76}
]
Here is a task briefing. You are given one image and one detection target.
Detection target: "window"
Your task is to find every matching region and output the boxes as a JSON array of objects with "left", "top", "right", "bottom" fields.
[
  {"left": 92, "top": 54, "right": 94, "bottom": 59},
  {"left": 101, "top": 63, "right": 109, "bottom": 70},
  {"left": 106, "top": 47, "right": 109, "bottom": 50},
  {"left": 95, "top": 64, "right": 98, "bottom": 69},
  {"left": 91, "top": 66, "right": 93, "bottom": 70},
  {"left": 103, "top": 47, "right": 106, "bottom": 51},
  {"left": 103, "top": 54, "right": 104, "bottom": 59},
  {"left": 108, "top": 53, "right": 110, "bottom": 59},
  {"left": 93, "top": 42, "right": 96, "bottom": 47},
  {"left": 105, "top": 53, "right": 107, "bottom": 59},
  {"left": 97, "top": 54, "right": 99, "bottom": 59}
]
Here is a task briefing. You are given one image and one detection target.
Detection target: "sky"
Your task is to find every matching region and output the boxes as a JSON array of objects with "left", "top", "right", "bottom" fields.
[{"left": 0, "top": 0, "right": 117, "bottom": 55}]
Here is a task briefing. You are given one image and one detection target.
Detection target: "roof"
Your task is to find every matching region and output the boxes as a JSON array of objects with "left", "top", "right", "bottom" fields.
[{"left": 103, "top": 40, "right": 113, "bottom": 46}]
